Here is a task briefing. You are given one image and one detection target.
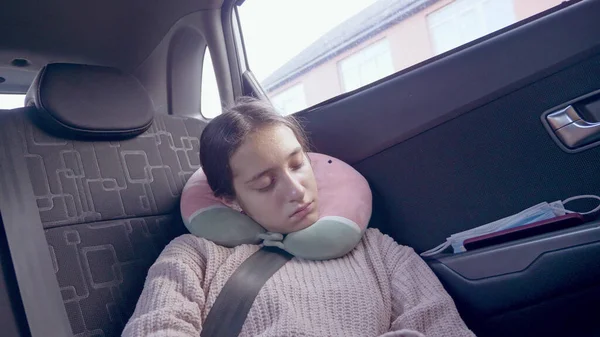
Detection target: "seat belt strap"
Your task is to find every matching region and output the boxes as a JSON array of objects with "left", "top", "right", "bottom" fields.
[
  {"left": 200, "top": 246, "right": 292, "bottom": 337},
  {"left": 0, "top": 113, "right": 73, "bottom": 336}
]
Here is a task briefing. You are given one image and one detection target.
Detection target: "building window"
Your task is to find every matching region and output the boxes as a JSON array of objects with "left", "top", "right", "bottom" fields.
[
  {"left": 338, "top": 39, "right": 395, "bottom": 93},
  {"left": 427, "top": 0, "right": 517, "bottom": 55},
  {"left": 270, "top": 83, "right": 307, "bottom": 115}
]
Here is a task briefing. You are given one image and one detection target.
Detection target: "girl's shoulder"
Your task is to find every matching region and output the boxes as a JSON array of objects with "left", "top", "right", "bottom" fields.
[
  {"left": 160, "top": 234, "right": 230, "bottom": 261},
  {"left": 164, "top": 234, "right": 261, "bottom": 264},
  {"left": 362, "top": 227, "right": 410, "bottom": 250},
  {"left": 361, "top": 228, "right": 417, "bottom": 267}
]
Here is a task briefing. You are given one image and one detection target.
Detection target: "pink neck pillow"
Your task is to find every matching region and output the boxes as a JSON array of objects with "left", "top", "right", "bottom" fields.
[{"left": 180, "top": 153, "right": 372, "bottom": 260}]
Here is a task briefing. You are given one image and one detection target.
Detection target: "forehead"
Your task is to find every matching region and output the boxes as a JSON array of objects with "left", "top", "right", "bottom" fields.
[{"left": 230, "top": 124, "right": 301, "bottom": 177}]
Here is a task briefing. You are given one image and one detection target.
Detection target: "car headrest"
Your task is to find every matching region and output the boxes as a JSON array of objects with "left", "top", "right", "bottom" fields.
[{"left": 25, "top": 63, "right": 154, "bottom": 139}]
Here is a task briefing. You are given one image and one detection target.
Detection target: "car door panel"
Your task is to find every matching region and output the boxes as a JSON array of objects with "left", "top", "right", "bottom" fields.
[
  {"left": 430, "top": 220, "right": 600, "bottom": 336},
  {"left": 350, "top": 52, "right": 600, "bottom": 252}
]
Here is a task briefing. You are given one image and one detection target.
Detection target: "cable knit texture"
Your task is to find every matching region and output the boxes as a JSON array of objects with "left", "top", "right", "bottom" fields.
[{"left": 122, "top": 228, "right": 475, "bottom": 337}]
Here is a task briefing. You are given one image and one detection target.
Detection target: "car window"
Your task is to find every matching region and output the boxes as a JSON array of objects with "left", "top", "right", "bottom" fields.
[
  {"left": 201, "top": 47, "right": 222, "bottom": 119},
  {"left": 238, "top": 0, "right": 565, "bottom": 115},
  {"left": 0, "top": 94, "right": 26, "bottom": 109}
]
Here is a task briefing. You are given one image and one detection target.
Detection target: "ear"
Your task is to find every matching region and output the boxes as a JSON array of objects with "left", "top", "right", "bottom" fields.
[
  {"left": 231, "top": 201, "right": 243, "bottom": 213},
  {"left": 221, "top": 197, "right": 243, "bottom": 213}
]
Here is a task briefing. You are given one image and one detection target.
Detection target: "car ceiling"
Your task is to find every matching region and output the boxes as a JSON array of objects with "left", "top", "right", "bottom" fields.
[{"left": 0, "top": 0, "right": 224, "bottom": 93}]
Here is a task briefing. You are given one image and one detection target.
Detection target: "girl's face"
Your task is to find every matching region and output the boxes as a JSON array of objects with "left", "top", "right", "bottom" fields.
[{"left": 229, "top": 124, "right": 319, "bottom": 234}]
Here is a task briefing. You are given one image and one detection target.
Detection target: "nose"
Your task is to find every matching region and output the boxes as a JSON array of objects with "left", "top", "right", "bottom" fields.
[{"left": 282, "top": 171, "right": 305, "bottom": 202}]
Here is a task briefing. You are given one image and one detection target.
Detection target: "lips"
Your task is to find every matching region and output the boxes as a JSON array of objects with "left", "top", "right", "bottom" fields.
[{"left": 290, "top": 201, "right": 314, "bottom": 218}]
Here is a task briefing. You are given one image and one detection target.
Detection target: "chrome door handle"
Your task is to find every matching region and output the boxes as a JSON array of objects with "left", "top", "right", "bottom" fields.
[{"left": 546, "top": 105, "right": 600, "bottom": 149}]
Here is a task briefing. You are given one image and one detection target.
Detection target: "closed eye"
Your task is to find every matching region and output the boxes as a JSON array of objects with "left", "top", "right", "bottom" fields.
[
  {"left": 289, "top": 152, "right": 305, "bottom": 171},
  {"left": 291, "top": 160, "right": 304, "bottom": 171},
  {"left": 257, "top": 179, "right": 275, "bottom": 192}
]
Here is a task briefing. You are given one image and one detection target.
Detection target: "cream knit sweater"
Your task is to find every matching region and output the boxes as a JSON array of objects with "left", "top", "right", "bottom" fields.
[{"left": 123, "top": 228, "right": 475, "bottom": 337}]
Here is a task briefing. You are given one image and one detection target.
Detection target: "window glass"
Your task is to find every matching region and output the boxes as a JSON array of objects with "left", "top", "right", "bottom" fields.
[
  {"left": 201, "top": 47, "right": 222, "bottom": 118},
  {"left": 270, "top": 83, "right": 308, "bottom": 115},
  {"left": 428, "top": 0, "right": 516, "bottom": 55},
  {"left": 339, "top": 39, "right": 394, "bottom": 92},
  {"left": 238, "top": 0, "right": 565, "bottom": 115},
  {"left": 0, "top": 94, "right": 25, "bottom": 109}
]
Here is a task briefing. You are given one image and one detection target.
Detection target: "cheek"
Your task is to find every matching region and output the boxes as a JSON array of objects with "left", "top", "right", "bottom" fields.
[
  {"left": 302, "top": 166, "right": 318, "bottom": 191},
  {"left": 237, "top": 189, "right": 280, "bottom": 217}
]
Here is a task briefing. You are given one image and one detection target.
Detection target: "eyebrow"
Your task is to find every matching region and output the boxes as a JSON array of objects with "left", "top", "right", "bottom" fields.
[{"left": 244, "top": 147, "right": 302, "bottom": 185}]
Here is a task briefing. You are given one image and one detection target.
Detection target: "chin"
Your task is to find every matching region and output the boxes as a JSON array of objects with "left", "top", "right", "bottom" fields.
[{"left": 296, "top": 212, "right": 320, "bottom": 231}]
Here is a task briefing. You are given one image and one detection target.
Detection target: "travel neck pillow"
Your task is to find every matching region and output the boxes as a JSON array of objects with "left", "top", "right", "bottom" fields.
[{"left": 181, "top": 152, "right": 372, "bottom": 260}]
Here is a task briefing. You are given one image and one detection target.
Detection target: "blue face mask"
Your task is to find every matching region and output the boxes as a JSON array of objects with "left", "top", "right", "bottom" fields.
[{"left": 421, "top": 195, "right": 600, "bottom": 256}]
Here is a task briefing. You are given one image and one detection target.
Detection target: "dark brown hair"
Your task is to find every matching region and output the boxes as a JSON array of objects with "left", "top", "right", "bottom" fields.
[{"left": 200, "top": 96, "right": 309, "bottom": 200}]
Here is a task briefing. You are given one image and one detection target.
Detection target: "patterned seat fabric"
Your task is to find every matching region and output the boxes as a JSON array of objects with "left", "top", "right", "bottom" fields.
[{"left": 9, "top": 108, "right": 205, "bottom": 336}]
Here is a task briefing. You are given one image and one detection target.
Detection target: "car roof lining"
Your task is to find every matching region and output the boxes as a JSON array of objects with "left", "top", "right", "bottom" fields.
[{"left": 0, "top": 0, "right": 225, "bottom": 94}]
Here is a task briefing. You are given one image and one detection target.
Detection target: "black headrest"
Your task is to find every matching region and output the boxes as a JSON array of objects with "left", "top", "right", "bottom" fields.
[{"left": 25, "top": 63, "right": 154, "bottom": 139}]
